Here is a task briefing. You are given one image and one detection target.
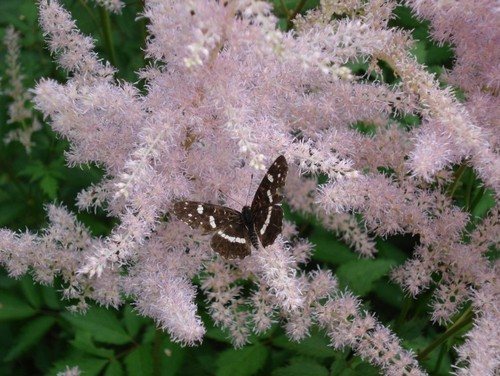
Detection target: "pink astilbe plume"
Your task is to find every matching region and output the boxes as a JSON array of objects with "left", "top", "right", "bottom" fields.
[{"left": 0, "top": 0, "right": 498, "bottom": 373}]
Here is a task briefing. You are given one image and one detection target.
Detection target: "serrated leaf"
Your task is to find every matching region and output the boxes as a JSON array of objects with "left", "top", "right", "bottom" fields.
[
  {"left": 4, "top": 316, "right": 55, "bottom": 361},
  {"left": 20, "top": 275, "right": 42, "bottom": 309},
  {"left": 216, "top": 344, "right": 268, "bottom": 376},
  {"left": 272, "top": 331, "right": 336, "bottom": 359},
  {"left": 336, "top": 259, "right": 396, "bottom": 296},
  {"left": 70, "top": 331, "right": 115, "bottom": 358},
  {"left": 272, "top": 361, "right": 328, "bottom": 376},
  {"left": 61, "top": 307, "right": 132, "bottom": 345},
  {"left": 104, "top": 360, "right": 124, "bottom": 376},
  {"left": 0, "top": 291, "right": 37, "bottom": 320},
  {"left": 17, "top": 161, "right": 46, "bottom": 180},
  {"left": 123, "top": 305, "right": 149, "bottom": 338},
  {"left": 124, "top": 344, "right": 154, "bottom": 376}
]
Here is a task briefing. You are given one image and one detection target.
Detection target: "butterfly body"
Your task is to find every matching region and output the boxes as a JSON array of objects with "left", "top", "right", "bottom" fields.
[
  {"left": 241, "top": 205, "right": 260, "bottom": 249},
  {"left": 173, "top": 155, "right": 288, "bottom": 259}
]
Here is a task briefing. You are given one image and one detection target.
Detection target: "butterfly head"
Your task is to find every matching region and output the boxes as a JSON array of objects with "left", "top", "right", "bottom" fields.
[{"left": 241, "top": 205, "right": 252, "bottom": 223}]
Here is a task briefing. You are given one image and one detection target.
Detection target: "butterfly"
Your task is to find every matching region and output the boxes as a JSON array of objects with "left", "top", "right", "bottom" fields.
[{"left": 173, "top": 155, "right": 288, "bottom": 259}]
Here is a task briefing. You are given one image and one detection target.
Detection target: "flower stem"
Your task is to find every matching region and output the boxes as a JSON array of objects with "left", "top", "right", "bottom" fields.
[
  {"left": 417, "top": 306, "right": 473, "bottom": 361},
  {"left": 287, "top": 0, "right": 308, "bottom": 29},
  {"left": 99, "top": 7, "right": 117, "bottom": 67},
  {"left": 447, "top": 164, "right": 467, "bottom": 198}
]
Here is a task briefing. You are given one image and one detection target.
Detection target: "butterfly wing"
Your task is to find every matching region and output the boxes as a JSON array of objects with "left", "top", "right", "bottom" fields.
[
  {"left": 210, "top": 220, "right": 251, "bottom": 259},
  {"left": 173, "top": 201, "right": 241, "bottom": 233},
  {"left": 173, "top": 201, "right": 251, "bottom": 258},
  {"left": 251, "top": 155, "right": 288, "bottom": 247}
]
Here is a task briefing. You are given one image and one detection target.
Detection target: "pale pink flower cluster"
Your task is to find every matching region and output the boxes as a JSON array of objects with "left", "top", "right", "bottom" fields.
[
  {"left": 0, "top": 0, "right": 498, "bottom": 374},
  {"left": 2, "top": 26, "right": 41, "bottom": 152}
]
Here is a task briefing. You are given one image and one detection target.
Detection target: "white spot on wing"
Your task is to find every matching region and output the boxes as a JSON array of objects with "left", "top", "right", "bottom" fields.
[
  {"left": 197, "top": 205, "right": 203, "bottom": 214},
  {"left": 267, "top": 174, "right": 274, "bottom": 182},
  {"left": 209, "top": 216, "right": 216, "bottom": 228},
  {"left": 260, "top": 207, "right": 273, "bottom": 235},
  {"left": 217, "top": 231, "right": 246, "bottom": 244},
  {"left": 267, "top": 190, "right": 273, "bottom": 202}
]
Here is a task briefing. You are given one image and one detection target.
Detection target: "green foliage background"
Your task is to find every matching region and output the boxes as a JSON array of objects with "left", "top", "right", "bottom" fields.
[{"left": 0, "top": 1, "right": 494, "bottom": 375}]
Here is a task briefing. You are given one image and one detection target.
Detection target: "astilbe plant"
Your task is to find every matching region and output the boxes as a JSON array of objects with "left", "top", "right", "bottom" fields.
[{"left": 0, "top": 0, "right": 498, "bottom": 375}]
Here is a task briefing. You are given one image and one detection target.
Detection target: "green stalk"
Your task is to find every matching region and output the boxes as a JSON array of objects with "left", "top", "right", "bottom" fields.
[
  {"left": 417, "top": 306, "right": 473, "bottom": 361},
  {"left": 279, "top": 0, "right": 290, "bottom": 18},
  {"left": 446, "top": 164, "right": 467, "bottom": 198},
  {"left": 464, "top": 170, "right": 474, "bottom": 211},
  {"left": 287, "top": 0, "right": 308, "bottom": 29},
  {"left": 99, "top": 7, "right": 117, "bottom": 67},
  {"left": 394, "top": 295, "right": 412, "bottom": 329}
]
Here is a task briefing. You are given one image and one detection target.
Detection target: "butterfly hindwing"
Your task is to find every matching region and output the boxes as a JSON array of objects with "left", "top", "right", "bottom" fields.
[
  {"left": 210, "top": 219, "right": 251, "bottom": 259},
  {"left": 173, "top": 201, "right": 240, "bottom": 233},
  {"left": 251, "top": 155, "right": 288, "bottom": 246}
]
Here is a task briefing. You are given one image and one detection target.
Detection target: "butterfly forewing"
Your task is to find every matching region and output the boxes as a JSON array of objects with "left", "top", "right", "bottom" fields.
[
  {"left": 251, "top": 155, "right": 288, "bottom": 213},
  {"left": 173, "top": 201, "right": 240, "bottom": 233},
  {"left": 255, "top": 205, "right": 283, "bottom": 247},
  {"left": 251, "top": 155, "right": 288, "bottom": 247}
]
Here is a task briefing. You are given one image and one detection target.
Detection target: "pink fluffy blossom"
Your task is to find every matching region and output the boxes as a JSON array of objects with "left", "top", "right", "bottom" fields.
[{"left": 0, "top": 0, "right": 498, "bottom": 373}]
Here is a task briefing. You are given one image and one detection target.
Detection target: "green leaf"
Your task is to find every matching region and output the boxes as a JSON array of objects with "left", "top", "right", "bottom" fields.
[
  {"left": 123, "top": 305, "right": 149, "bottom": 338},
  {"left": 51, "top": 357, "right": 108, "bottom": 376},
  {"left": 70, "top": 331, "right": 115, "bottom": 358},
  {"left": 17, "top": 161, "right": 46, "bottom": 180},
  {"left": 20, "top": 275, "right": 42, "bottom": 309},
  {"left": 471, "top": 190, "right": 495, "bottom": 219},
  {"left": 272, "top": 331, "right": 336, "bottom": 359},
  {"left": 272, "top": 360, "right": 328, "bottom": 376},
  {"left": 0, "top": 291, "right": 37, "bottom": 320},
  {"left": 40, "top": 175, "right": 59, "bottom": 199},
  {"left": 410, "top": 41, "right": 427, "bottom": 64},
  {"left": 160, "top": 337, "right": 186, "bottom": 376},
  {"left": 352, "top": 362, "right": 379, "bottom": 375},
  {"left": 372, "top": 280, "right": 404, "bottom": 309},
  {"left": 104, "top": 360, "right": 124, "bottom": 376},
  {"left": 0, "top": 201, "right": 25, "bottom": 226},
  {"left": 41, "top": 284, "right": 61, "bottom": 310},
  {"left": 336, "top": 259, "right": 396, "bottom": 296},
  {"left": 4, "top": 316, "right": 55, "bottom": 361},
  {"left": 376, "top": 241, "right": 407, "bottom": 264},
  {"left": 61, "top": 307, "right": 132, "bottom": 345},
  {"left": 330, "top": 358, "right": 348, "bottom": 374},
  {"left": 310, "top": 228, "right": 357, "bottom": 265},
  {"left": 124, "top": 344, "right": 154, "bottom": 376},
  {"left": 205, "top": 324, "right": 232, "bottom": 344},
  {"left": 216, "top": 343, "right": 268, "bottom": 376}
]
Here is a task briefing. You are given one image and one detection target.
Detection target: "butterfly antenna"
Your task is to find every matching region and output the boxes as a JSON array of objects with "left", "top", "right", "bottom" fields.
[
  {"left": 218, "top": 189, "right": 244, "bottom": 207},
  {"left": 245, "top": 174, "right": 254, "bottom": 206}
]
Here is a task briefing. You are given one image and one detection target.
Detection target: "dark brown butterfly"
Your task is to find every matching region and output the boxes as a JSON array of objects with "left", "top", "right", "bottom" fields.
[{"left": 173, "top": 155, "right": 288, "bottom": 258}]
